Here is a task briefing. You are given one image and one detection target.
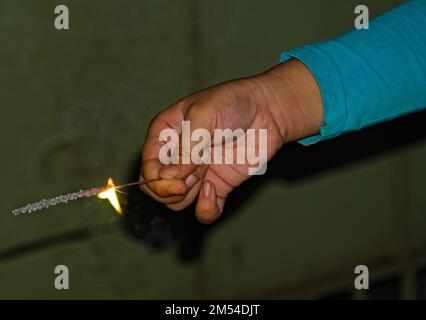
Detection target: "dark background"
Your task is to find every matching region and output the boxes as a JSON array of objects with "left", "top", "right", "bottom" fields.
[{"left": 1, "top": 0, "right": 425, "bottom": 299}]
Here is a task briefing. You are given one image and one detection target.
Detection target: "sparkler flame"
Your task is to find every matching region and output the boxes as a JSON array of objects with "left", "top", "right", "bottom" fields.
[{"left": 97, "top": 178, "right": 123, "bottom": 215}]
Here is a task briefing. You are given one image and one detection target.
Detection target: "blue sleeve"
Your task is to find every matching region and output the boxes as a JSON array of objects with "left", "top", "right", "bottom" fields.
[{"left": 280, "top": 0, "right": 426, "bottom": 146}]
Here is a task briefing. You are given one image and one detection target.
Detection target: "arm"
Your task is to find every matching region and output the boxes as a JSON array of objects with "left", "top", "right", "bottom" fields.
[{"left": 279, "top": 0, "right": 426, "bottom": 146}]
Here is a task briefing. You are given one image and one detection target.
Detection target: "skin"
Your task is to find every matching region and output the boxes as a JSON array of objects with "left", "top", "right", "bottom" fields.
[{"left": 140, "top": 59, "right": 324, "bottom": 224}]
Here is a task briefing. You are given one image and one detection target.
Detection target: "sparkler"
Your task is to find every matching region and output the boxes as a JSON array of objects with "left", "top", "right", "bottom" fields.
[{"left": 11, "top": 178, "right": 160, "bottom": 217}]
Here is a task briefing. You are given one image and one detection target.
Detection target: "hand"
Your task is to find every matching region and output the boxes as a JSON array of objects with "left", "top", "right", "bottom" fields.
[{"left": 140, "top": 59, "right": 323, "bottom": 223}]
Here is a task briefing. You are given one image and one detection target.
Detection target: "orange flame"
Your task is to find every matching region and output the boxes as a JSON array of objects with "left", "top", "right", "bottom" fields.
[{"left": 97, "top": 178, "right": 123, "bottom": 215}]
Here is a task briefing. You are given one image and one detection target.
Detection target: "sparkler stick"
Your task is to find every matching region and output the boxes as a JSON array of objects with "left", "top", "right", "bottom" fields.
[
  {"left": 11, "top": 178, "right": 162, "bottom": 216},
  {"left": 115, "top": 179, "right": 160, "bottom": 190}
]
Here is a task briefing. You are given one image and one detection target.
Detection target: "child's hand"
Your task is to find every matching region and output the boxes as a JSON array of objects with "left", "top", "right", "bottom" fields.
[{"left": 140, "top": 59, "right": 323, "bottom": 223}]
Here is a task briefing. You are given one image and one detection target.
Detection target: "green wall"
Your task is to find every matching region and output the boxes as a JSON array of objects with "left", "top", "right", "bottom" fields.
[{"left": 1, "top": 0, "right": 425, "bottom": 299}]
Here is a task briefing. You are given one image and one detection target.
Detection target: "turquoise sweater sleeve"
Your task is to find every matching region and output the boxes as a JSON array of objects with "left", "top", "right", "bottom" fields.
[{"left": 280, "top": 0, "right": 426, "bottom": 146}]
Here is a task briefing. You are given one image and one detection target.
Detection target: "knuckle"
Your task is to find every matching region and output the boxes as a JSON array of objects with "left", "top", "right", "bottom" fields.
[
  {"left": 147, "top": 112, "right": 163, "bottom": 129},
  {"left": 184, "top": 103, "right": 205, "bottom": 120}
]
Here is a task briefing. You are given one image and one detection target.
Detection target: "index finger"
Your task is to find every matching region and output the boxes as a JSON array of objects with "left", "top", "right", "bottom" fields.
[{"left": 141, "top": 105, "right": 187, "bottom": 198}]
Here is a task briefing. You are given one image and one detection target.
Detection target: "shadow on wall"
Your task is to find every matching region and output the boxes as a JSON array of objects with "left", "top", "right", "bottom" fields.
[{"left": 1, "top": 109, "right": 425, "bottom": 264}]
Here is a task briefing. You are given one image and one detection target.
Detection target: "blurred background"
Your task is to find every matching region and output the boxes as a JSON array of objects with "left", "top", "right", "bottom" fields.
[{"left": 1, "top": 0, "right": 425, "bottom": 299}]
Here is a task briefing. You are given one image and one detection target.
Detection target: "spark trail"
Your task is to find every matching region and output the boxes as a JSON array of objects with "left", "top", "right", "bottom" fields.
[
  {"left": 11, "top": 178, "right": 161, "bottom": 216},
  {"left": 11, "top": 187, "right": 104, "bottom": 216}
]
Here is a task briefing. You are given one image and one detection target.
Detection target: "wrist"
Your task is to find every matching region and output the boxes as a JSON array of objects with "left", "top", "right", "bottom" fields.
[{"left": 254, "top": 59, "right": 324, "bottom": 144}]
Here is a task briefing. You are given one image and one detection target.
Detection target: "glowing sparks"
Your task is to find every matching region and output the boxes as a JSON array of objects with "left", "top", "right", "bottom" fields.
[
  {"left": 12, "top": 177, "right": 154, "bottom": 217},
  {"left": 97, "top": 178, "right": 123, "bottom": 215}
]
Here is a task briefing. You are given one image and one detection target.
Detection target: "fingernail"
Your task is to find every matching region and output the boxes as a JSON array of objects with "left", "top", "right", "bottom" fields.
[
  {"left": 203, "top": 181, "right": 211, "bottom": 198},
  {"left": 185, "top": 174, "right": 199, "bottom": 189}
]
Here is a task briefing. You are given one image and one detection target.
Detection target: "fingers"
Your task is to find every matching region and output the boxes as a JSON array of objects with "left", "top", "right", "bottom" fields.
[
  {"left": 166, "top": 175, "right": 202, "bottom": 211},
  {"left": 141, "top": 103, "right": 188, "bottom": 201},
  {"left": 140, "top": 158, "right": 187, "bottom": 204},
  {"left": 166, "top": 165, "right": 208, "bottom": 211},
  {"left": 159, "top": 103, "right": 216, "bottom": 181},
  {"left": 160, "top": 163, "right": 196, "bottom": 180},
  {"left": 193, "top": 165, "right": 235, "bottom": 223},
  {"left": 140, "top": 98, "right": 228, "bottom": 222},
  {"left": 195, "top": 180, "right": 225, "bottom": 224},
  {"left": 142, "top": 102, "right": 186, "bottom": 163}
]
